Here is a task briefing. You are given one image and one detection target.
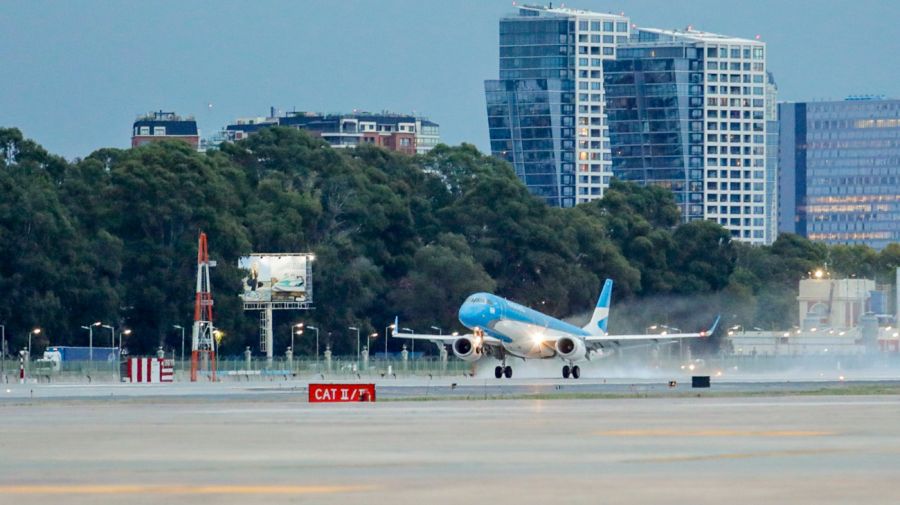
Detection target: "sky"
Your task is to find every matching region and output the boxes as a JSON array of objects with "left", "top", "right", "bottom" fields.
[{"left": 2, "top": 0, "right": 899, "bottom": 159}]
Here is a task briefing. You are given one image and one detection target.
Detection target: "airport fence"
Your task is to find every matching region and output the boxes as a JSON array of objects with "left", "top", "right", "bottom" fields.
[
  {"left": 2, "top": 352, "right": 899, "bottom": 385},
  {"left": 0, "top": 355, "right": 476, "bottom": 384}
]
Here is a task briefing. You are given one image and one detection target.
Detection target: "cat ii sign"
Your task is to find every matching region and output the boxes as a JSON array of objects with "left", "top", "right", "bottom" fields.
[{"left": 308, "top": 384, "right": 376, "bottom": 402}]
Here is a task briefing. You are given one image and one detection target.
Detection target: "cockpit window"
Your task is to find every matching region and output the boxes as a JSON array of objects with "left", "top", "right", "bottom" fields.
[{"left": 469, "top": 296, "right": 487, "bottom": 304}]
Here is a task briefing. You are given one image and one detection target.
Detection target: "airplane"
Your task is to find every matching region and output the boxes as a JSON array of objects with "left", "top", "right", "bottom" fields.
[{"left": 392, "top": 279, "right": 720, "bottom": 379}]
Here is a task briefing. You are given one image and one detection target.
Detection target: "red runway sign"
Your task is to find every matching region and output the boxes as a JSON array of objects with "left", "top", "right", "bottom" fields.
[{"left": 308, "top": 383, "right": 376, "bottom": 403}]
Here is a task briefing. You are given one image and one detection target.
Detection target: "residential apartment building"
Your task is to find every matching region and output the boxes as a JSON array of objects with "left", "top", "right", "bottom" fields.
[
  {"left": 604, "top": 27, "right": 772, "bottom": 244},
  {"left": 223, "top": 110, "right": 439, "bottom": 155},
  {"left": 131, "top": 111, "right": 200, "bottom": 150},
  {"left": 484, "top": 5, "right": 629, "bottom": 208},
  {"left": 484, "top": 6, "right": 775, "bottom": 243},
  {"left": 779, "top": 97, "right": 900, "bottom": 249}
]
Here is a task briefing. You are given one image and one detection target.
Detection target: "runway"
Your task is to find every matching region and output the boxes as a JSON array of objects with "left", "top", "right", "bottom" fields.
[
  {"left": 2, "top": 376, "right": 900, "bottom": 400},
  {"left": 2, "top": 383, "right": 900, "bottom": 504}
]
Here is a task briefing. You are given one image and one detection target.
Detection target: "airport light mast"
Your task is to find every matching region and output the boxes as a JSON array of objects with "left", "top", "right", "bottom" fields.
[{"left": 190, "top": 231, "right": 216, "bottom": 382}]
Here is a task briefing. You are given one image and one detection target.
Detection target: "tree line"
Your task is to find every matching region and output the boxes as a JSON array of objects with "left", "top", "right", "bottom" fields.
[{"left": 2, "top": 126, "right": 899, "bottom": 357}]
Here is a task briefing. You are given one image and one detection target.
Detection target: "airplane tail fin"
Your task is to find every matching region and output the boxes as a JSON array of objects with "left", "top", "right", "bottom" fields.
[
  {"left": 391, "top": 316, "right": 399, "bottom": 338},
  {"left": 700, "top": 315, "right": 721, "bottom": 337},
  {"left": 583, "top": 279, "right": 613, "bottom": 335}
]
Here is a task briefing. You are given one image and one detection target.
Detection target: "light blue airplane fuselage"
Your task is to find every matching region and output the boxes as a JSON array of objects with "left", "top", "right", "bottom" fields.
[{"left": 457, "top": 293, "right": 595, "bottom": 359}]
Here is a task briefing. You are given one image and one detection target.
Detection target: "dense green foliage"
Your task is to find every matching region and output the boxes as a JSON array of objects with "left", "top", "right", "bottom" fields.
[{"left": 1, "top": 126, "right": 895, "bottom": 356}]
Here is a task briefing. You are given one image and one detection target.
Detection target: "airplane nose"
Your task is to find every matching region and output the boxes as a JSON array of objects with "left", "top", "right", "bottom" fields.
[{"left": 458, "top": 304, "right": 481, "bottom": 327}]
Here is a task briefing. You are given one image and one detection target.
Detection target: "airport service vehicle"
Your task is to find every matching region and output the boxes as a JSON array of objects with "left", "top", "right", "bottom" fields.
[{"left": 393, "top": 279, "right": 719, "bottom": 379}]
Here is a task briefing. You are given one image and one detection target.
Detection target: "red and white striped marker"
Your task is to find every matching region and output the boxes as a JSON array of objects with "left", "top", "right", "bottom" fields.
[{"left": 128, "top": 358, "right": 174, "bottom": 383}]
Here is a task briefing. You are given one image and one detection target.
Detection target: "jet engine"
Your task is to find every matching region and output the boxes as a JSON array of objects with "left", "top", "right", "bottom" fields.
[
  {"left": 555, "top": 336, "right": 587, "bottom": 361},
  {"left": 452, "top": 336, "right": 483, "bottom": 362}
]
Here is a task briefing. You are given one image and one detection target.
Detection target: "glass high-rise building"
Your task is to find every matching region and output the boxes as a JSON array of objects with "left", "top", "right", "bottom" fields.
[
  {"left": 484, "top": 6, "right": 630, "bottom": 208},
  {"left": 602, "top": 36, "right": 706, "bottom": 222},
  {"left": 779, "top": 97, "right": 900, "bottom": 250},
  {"left": 604, "top": 28, "right": 772, "bottom": 244},
  {"left": 765, "top": 72, "right": 779, "bottom": 244}
]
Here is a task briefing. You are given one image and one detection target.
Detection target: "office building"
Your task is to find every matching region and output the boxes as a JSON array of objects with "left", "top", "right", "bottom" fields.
[
  {"left": 604, "top": 27, "right": 772, "bottom": 243},
  {"left": 779, "top": 97, "right": 900, "bottom": 249},
  {"left": 224, "top": 110, "right": 439, "bottom": 155},
  {"left": 484, "top": 5, "right": 630, "bottom": 208},
  {"left": 131, "top": 111, "right": 200, "bottom": 150}
]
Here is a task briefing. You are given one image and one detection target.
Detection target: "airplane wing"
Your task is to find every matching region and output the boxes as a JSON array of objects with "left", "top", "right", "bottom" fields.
[
  {"left": 584, "top": 315, "right": 720, "bottom": 343},
  {"left": 390, "top": 317, "right": 503, "bottom": 346}
]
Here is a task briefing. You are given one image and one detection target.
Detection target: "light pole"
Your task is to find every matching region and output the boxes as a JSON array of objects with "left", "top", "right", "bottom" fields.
[
  {"left": 101, "top": 324, "right": 115, "bottom": 377},
  {"left": 81, "top": 321, "right": 101, "bottom": 363},
  {"left": 1, "top": 323, "right": 5, "bottom": 375},
  {"left": 349, "top": 326, "right": 360, "bottom": 366},
  {"left": 385, "top": 323, "right": 396, "bottom": 361},
  {"left": 307, "top": 326, "right": 320, "bottom": 371},
  {"left": 173, "top": 325, "right": 185, "bottom": 366},
  {"left": 28, "top": 328, "right": 41, "bottom": 362},
  {"left": 119, "top": 329, "right": 131, "bottom": 353},
  {"left": 430, "top": 326, "right": 444, "bottom": 360},
  {"left": 402, "top": 327, "right": 414, "bottom": 360},
  {"left": 292, "top": 323, "right": 304, "bottom": 355},
  {"left": 101, "top": 324, "right": 115, "bottom": 349}
]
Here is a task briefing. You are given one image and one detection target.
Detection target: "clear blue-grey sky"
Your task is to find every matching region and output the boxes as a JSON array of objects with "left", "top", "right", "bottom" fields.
[{"left": 2, "top": 0, "right": 898, "bottom": 159}]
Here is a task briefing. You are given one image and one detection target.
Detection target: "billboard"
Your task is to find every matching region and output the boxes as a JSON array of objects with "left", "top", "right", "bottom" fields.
[{"left": 239, "top": 254, "right": 312, "bottom": 303}]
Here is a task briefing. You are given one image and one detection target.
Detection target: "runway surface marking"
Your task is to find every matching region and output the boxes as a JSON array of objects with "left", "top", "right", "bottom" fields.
[
  {"left": 0, "top": 484, "right": 376, "bottom": 495},
  {"left": 597, "top": 429, "right": 835, "bottom": 437},
  {"left": 622, "top": 448, "right": 848, "bottom": 464}
]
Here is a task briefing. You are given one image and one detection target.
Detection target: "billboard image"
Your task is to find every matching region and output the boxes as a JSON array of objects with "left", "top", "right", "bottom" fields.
[{"left": 239, "top": 254, "right": 312, "bottom": 303}]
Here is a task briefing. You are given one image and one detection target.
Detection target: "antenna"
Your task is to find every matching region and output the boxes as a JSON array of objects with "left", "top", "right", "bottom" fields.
[{"left": 191, "top": 231, "right": 216, "bottom": 382}]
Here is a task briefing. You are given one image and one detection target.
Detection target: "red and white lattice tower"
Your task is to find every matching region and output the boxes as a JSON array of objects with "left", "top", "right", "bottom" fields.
[{"left": 191, "top": 231, "right": 216, "bottom": 382}]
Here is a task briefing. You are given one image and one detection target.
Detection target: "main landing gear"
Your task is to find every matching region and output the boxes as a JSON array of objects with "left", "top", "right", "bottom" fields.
[
  {"left": 562, "top": 365, "right": 581, "bottom": 379},
  {"left": 494, "top": 365, "right": 513, "bottom": 379}
]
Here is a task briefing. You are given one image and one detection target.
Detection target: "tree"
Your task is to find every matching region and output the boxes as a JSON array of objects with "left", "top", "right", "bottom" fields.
[
  {"left": 389, "top": 233, "right": 496, "bottom": 332},
  {"left": 3, "top": 126, "right": 893, "bottom": 358}
]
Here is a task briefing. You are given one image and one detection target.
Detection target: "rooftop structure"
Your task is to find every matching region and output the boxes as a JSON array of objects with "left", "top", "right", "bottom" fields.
[
  {"left": 131, "top": 111, "right": 200, "bottom": 150},
  {"left": 222, "top": 109, "right": 439, "bottom": 155}
]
